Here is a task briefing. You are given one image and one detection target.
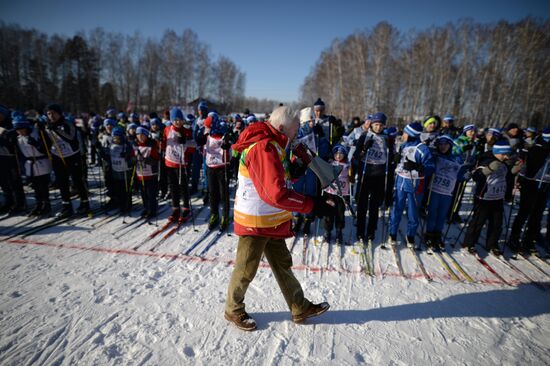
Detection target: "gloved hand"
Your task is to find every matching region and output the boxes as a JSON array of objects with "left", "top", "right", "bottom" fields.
[
  {"left": 292, "top": 143, "right": 313, "bottom": 166},
  {"left": 289, "top": 160, "right": 307, "bottom": 179},
  {"left": 403, "top": 159, "right": 421, "bottom": 172},
  {"left": 463, "top": 170, "right": 472, "bottom": 180},
  {"left": 221, "top": 141, "right": 231, "bottom": 150},
  {"left": 310, "top": 196, "right": 336, "bottom": 218},
  {"left": 363, "top": 138, "right": 374, "bottom": 151},
  {"left": 174, "top": 132, "right": 184, "bottom": 144},
  {"left": 393, "top": 153, "right": 401, "bottom": 164},
  {"left": 481, "top": 160, "right": 504, "bottom": 176}
]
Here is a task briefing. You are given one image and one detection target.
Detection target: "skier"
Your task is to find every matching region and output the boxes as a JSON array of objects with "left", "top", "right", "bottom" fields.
[
  {"left": 322, "top": 144, "right": 351, "bottom": 244},
  {"left": 420, "top": 115, "right": 441, "bottom": 148},
  {"left": 196, "top": 112, "right": 233, "bottom": 230},
  {"left": 424, "top": 135, "right": 464, "bottom": 251},
  {"left": 387, "top": 121, "right": 435, "bottom": 247},
  {"left": 97, "top": 118, "right": 117, "bottom": 208},
  {"left": 43, "top": 104, "right": 89, "bottom": 217},
  {"left": 448, "top": 124, "right": 479, "bottom": 223},
  {"left": 133, "top": 127, "right": 160, "bottom": 219},
  {"left": 0, "top": 106, "right": 26, "bottom": 214},
  {"left": 193, "top": 101, "right": 209, "bottom": 203},
  {"left": 508, "top": 127, "right": 550, "bottom": 256},
  {"left": 440, "top": 115, "right": 460, "bottom": 138},
  {"left": 226, "top": 106, "right": 333, "bottom": 331},
  {"left": 462, "top": 139, "right": 512, "bottom": 255},
  {"left": 353, "top": 112, "right": 394, "bottom": 243},
  {"left": 13, "top": 115, "right": 52, "bottom": 216},
  {"left": 312, "top": 98, "right": 343, "bottom": 147},
  {"left": 162, "top": 107, "right": 191, "bottom": 222},
  {"left": 109, "top": 127, "right": 134, "bottom": 214}
]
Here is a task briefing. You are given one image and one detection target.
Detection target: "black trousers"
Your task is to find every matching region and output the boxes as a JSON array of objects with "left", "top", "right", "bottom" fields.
[
  {"left": 207, "top": 166, "right": 229, "bottom": 218},
  {"left": 463, "top": 198, "right": 504, "bottom": 251},
  {"left": 0, "top": 156, "right": 25, "bottom": 207},
  {"left": 323, "top": 193, "right": 346, "bottom": 232},
  {"left": 356, "top": 174, "right": 385, "bottom": 239},
  {"left": 167, "top": 166, "right": 190, "bottom": 208},
  {"left": 52, "top": 154, "right": 88, "bottom": 203},
  {"left": 31, "top": 174, "right": 50, "bottom": 205},
  {"left": 510, "top": 179, "right": 548, "bottom": 250},
  {"left": 139, "top": 178, "right": 158, "bottom": 215},
  {"left": 112, "top": 174, "right": 132, "bottom": 212}
]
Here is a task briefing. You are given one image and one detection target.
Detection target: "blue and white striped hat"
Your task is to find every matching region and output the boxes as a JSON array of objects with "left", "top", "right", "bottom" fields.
[
  {"left": 492, "top": 139, "right": 512, "bottom": 155},
  {"left": 463, "top": 124, "right": 476, "bottom": 133},
  {"left": 404, "top": 121, "right": 423, "bottom": 138},
  {"left": 526, "top": 126, "right": 537, "bottom": 134},
  {"left": 487, "top": 128, "right": 502, "bottom": 138},
  {"left": 542, "top": 127, "right": 550, "bottom": 141}
]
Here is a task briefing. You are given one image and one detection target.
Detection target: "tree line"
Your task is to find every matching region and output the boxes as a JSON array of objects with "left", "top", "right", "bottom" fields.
[
  {"left": 0, "top": 23, "right": 254, "bottom": 115},
  {"left": 300, "top": 18, "right": 550, "bottom": 129}
]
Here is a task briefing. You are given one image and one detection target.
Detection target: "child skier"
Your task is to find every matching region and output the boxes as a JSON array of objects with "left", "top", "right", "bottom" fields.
[
  {"left": 387, "top": 121, "right": 435, "bottom": 248},
  {"left": 197, "top": 112, "right": 233, "bottom": 230},
  {"left": 424, "top": 135, "right": 464, "bottom": 251},
  {"left": 162, "top": 107, "right": 192, "bottom": 222},
  {"left": 353, "top": 112, "right": 394, "bottom": 244},
  {"left": 13, "top": 116, "right": 52, "bottom": 216},
  {"left": 462, "top": 139, "right": 512, "bottom": 255},
  {"left": 322, "top": 144, "right": 351, "bottom": 244},
  {"left": 133, "top": 127, "right": 160, "bottom": 219},
  {"left": 109, "top": 127, "right": 134, "bottom": 214}
]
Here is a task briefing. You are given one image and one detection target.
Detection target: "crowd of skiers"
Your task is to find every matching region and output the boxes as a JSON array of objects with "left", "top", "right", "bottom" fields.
[{"left": 1, "top": 100, "right": 549, "bottom": 258}]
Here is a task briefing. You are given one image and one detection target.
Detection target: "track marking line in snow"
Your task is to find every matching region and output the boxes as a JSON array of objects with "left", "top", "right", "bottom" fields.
[{"left": 2, "top": 237, "right": 528, "bottom": 287}]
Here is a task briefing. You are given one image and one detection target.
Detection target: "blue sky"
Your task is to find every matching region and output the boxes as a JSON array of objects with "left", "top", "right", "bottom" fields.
[{"left": 2, "top": 0, "right": 549, "bottom": 103}]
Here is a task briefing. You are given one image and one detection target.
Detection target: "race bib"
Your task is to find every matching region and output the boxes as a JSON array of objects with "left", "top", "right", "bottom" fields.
[{"left": 430, "top": 157, "right": 460, "bottom": 196}]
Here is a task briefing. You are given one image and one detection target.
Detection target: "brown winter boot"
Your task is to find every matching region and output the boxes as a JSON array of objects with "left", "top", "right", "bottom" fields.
[
  {"left": 292, "top": 302, "right": 330, "bottom": 324},
  {"left": 224, "top": 311, "right": 257, "bottom": 331}
]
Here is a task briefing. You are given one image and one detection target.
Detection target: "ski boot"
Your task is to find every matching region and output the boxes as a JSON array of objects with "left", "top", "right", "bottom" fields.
[
  {"left": 28, "top": 204, "right": 43, "bottom": 217},
  {"left": 76, "top": 200, "right": 90, "bottom": 215},
  {"left": 406, "top": 235, "right": 415, "bottom": 249},
  {"left": 140, "top": 209, "right": 149, "bottom": 218},
  {"left": 323, "top": 231, "right": 331, "bottom": 244},
  {"left": 292, "top": 215, "right": 303, "bottom": 234},
  {"left": 168, "top": 207, "right": 180, "bottom": 222},
  {"left": 56, "top": 203, "right": 74, "bottom": 219},
  {"left": 208, "top": 213, "right": 220, "bottom": 230},
  {"left": 179, "top": 207, "right": 191, "bottom": 222},
  {"left": 382, "top": 234, "right": 397, "bottom": 249},
  {"left": 220, "top": 216, "right": 230, "bottom": 231},
  {"left": 424, "top": 232, "right": 435, "bottom": 254},
  {"left": 434, "top": 233, "right": 445, "bottom": 252},
  {"left": 335, "top": 229, "right": 343, "bottom": 245},
  {"left": 302, "top": 218, "right": 312, "bottom": 236},
  {"left": 490, "top": 247, "right": 502, "bottom": 256},
  {"left": 39, "top": 202, "right": 52, "bottom": 216}
]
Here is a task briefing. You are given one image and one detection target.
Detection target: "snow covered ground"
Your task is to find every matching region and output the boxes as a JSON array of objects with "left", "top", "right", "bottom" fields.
[{"left": 1, "top": 182, "right": 549, "bottom": 365}]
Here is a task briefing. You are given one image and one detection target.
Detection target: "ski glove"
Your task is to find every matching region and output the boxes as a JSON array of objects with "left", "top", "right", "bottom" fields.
[
  {"left": 311, "top": 196, "right": 336, "bottom": 218},
  {"left": 403, "top": 159, "right": 422, "bottom": 172},
  {"left": 362, "top": 138, "right": 374, "bottom": 151},
  {"left": 292, "top": 143, "right": 313, "bottom": 166}
]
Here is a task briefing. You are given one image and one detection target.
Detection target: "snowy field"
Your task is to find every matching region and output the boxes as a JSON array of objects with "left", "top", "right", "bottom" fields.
[{"left": 1, "top": 180, "right": 549, "bottom": 365}]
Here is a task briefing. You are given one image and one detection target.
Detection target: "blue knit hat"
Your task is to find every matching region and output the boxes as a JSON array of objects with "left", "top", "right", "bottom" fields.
[
  {"left": 246, "top": 114, "right": 257, "bottom": 124},
  {"left": 103, "top": 118, "right": 116, "bottom": 127},
  {"left": 443, "top": 114, "right": 454, "bottom": 122},
  {"left": 127, "top": 123, "right": 138, "bottom": 131},
  {"left": 332, "top": 144, "right": 348, "bottom": 156},
  {"left": 170, "top": 107, "right": 184, "bottom": 122},
  {"left": 435, "top": 135, "right": 454, "bottom": 146},
  {"left": 372, "top": 112, "right": 387, "bottom": 124},
  {"left": 150, "top": 118, "right": 162, "bottom": 128},
  {"left": 129, "top": 112, "right": 139, "bottom": 121},
  {"left": 46, "top": 104, "right": 63, "bottom": 115},
  {"left": 492, "top": 139, "right": 512, "bottom": 155},
  {"left": 198, "top": 101, "right": 208, "bottom": 110},
  {"left": 404, "top": 121, "right": 423, "bottom": 138},
  {"left": 136, "top": 126, "right": 150, "bottom": 137},
  {"left": 105, "top": 108, "right": 117, "bottom": 118},
  {"left": 117, "top": 112, "right": 126, "bottom": 120},
  {"left": 463, "top": 124, "right": 476, "bottom": 133},
  {"left": 542, "top": 127, "right": 550, "bottom": 142},
  {"left": 385, "top": 126, "right": 398, "bottom": 137},
  {"left": 185, "top": 114, "right": 195, "bottom": 123},
  {"left": 526, "top": 126, "right": 537, "bottom": 133},
  {"left": 487, "top": 128, "right": 502, "bottom": 139},
  {"left": 12, "top": 115, "right": 31, "bottom": 130},
  {"left": 112, "top": 127, "right": 125, "bottom": 138}
]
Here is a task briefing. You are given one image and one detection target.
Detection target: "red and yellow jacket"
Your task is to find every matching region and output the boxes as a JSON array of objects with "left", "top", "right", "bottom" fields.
[{"left": 232, "top": 122, "right": 314, "bottom": 238}]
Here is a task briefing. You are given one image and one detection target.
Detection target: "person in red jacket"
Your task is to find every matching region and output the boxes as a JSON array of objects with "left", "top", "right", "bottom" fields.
[
  {"left": 162, "top": 108, "right": 191, "bottom": 222},
  {"left": 133, "top": 127, "right": 160, "bottom": 219},
  {"left": 224, "top": 106, "right": 333, "bottom": 331}
]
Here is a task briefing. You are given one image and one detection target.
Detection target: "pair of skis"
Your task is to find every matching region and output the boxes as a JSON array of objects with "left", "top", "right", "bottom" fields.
[
  {"left": 352, "top": 239, "right": 374, "bottom": 276},
  {"left": 183, "top": 226, "right": 229, "bottom": 257}
]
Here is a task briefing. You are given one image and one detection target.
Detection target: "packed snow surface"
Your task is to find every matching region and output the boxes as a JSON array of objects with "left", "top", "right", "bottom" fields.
[{"left": 1, "top": 187, "right": 549, "bottom": 365}]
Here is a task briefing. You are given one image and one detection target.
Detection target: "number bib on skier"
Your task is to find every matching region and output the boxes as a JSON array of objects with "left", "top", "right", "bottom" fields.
[
  {"left": 431, "top": 157, "right": 460, "bottom": 196},
  {"left": 204, "top": 136, "right": 227, "bottom": 168},
  {"left": 483, "top": 164, "right": 507, "bottom": 200},
  {"left": 365, "top": 134, "right": 387, "bottom": 165},
  {"left": 396, "top": 144, "right": 423, "bottom": 180},
  {"left": 50, "top": 132, "right": 77, "bottom": 158},
  {"left": 324, "top": 162, "right": 350, "bottom": 196},
  {"left": 110, "top": 145, "right": 129, "bottom": 173}
]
